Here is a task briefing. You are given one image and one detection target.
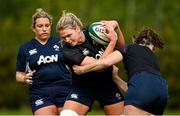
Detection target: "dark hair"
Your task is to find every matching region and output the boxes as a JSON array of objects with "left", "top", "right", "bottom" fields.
[{"left": 134, "top": 28, "right": 164, "bottom": 49}]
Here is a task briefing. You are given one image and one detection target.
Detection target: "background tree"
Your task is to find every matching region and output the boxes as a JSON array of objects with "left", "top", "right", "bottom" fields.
[{"left": 0, "top": 0, "right": 179, "bottom": 112}]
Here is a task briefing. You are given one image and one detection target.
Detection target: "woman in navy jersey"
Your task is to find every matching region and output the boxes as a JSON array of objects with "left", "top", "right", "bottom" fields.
[
  {"left": 73, "top": 28, "right": 168, "bottom": 115},
  {"left": 15, "top": 8, "right": 70, "bottom": 115},
  {"left": 56, "top": 11, "right": 125, "bottom": 116}
]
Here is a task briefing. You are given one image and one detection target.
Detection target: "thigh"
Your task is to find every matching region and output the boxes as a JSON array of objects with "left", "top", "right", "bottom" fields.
[
  {"left": 30, "top": 86, "right": 69, "bottom": 114},
  {"left": 125, "top": 75, "right": 152, "bottom": 112},
  {"left": 97, "top": 84, "right": 124, "bottom": 115},
  {"left": 124, "top": 105, "right": 152, "bottom": 115},
  {"left": 66, "top": 88, "right": 94, "bottom": 108},
  {"left": 103, "top": 101, "right": 124, "bottom": 115},
  {"left": 62, "top": 100, "right": 89, "bottom": 115},
  {"left": 34, "top": 105, "right": 58, "bottom": 115},
  {"left": 30, "top": 93, "right": 54, "bottom": 114},
  {"left": 54, "top": 92, "right": 69, "bottom": 107},
  {"left": 58, "top": 107, "right": 63, "bottom": 114},
  {"left": 97, "top": 84, "right": 124, "bottom": 107},
  {"left": 125, "top": 72, "right": 167, "bottom": 114}
]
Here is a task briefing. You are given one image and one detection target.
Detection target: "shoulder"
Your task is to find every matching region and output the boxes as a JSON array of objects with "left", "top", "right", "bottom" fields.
[
  {"left": 126, "top": 44, "right": 140, "bottom": 51},
  {"left": 82, "top": 27, "right": 90, "bottom": 38},
  {"left": 82, "top": 27, "right": 93, "bottom": 42},
  {"left": 62, "top": 47, "right": 79, "bottom": 55},
  {"left": 48, "top": 36, "right": 61, "bottom": 44},
  {"left": 82, "top": 27, "right": 104, "bottom": 47},
  {"left": 19, "top": 39, "right": 35, "bottom": 50}
]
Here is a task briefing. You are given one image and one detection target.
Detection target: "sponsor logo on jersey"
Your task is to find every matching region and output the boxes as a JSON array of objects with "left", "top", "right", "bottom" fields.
[
  {"left": 95, "top": 48, "right": 104, "bottom": 59},
  {"left": 29, "top": 48, "right": 37, "bottom": 55},
  {"left": 82, "top": 48, "right": 90, "bottom": 55},
  {"left": 53, "top": 45, "right": 60, "bottom": 51},
  {"left": 35, "top": 99, "right": 44, "bottom": 106},
  {"left": 70, "top": 93, "right": 78, "bottom": 99},
  {"left": 37, "top": 54, "right": 58, "bottom": 65}
]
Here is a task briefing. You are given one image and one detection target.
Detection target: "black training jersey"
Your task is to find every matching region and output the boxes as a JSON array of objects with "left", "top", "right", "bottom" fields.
[
  {"left": 62, "top": 28, "right": 114, "bottom": 87},
  {"left": 16, "top": 37, "right": 70, "bottom": 89},
  {"left": 119, "top": 44, "right": 161, "bottom": 79}
]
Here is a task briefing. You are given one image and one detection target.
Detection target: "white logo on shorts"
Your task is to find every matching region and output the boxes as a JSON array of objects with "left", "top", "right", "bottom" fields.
[
  {"left": 70, "top": 93, "right": 78, "bottom": 99},
  {"left": 115, "top": 93, "right": 121, "bottom": 99},
  {"left": 35, "top": 99, "right": 44, "bottom": 106}
]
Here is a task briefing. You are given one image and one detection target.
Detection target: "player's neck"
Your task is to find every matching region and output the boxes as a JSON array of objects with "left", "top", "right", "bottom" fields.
[
  {"left": 77, "top": 31, "right": 85, "bottom": 45},
  {"left": 35, "top": 37, "right": 49, "bottom": 45}
]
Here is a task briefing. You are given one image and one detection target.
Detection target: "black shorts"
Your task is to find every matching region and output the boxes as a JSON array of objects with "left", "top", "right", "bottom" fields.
[
  {"left": 66, "top": 83, "right": 124, "bottom": 109},
  {"left": 125, "top": 72, "right": 168, "bottom": 115},
  {"left": 29, "top": 86, "right": 69, "bottom": 113}
]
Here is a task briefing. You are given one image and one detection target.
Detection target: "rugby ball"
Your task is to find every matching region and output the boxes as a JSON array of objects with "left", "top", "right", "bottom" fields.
[{"left": 88, "top": 22, "right": 117, "bottom": 45}]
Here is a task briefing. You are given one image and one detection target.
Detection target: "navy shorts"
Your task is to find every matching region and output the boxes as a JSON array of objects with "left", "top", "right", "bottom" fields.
[
  {"left": 125, "top": 72, "right": 168, "bottom": 115},
  {"left": 66, "top": 83, "right": 124, "bottom": 109},
  {"left": 29, "top": 86, "right": 70, "bottom": 113}
]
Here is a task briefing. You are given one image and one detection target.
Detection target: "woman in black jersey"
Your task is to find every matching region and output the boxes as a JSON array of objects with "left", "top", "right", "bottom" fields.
[
  {"left": 56, "top": 11, "right": 125, "bottom": 115},
  {"left": 73, "top": 28, "right": 168, "bottom": 115},
  {"left": 122, "top": 28, "right": 168, "bottom": 115}
]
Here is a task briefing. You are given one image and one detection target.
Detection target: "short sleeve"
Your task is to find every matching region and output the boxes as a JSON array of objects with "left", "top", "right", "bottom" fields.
[
  {"left": 16, "top": 46, "right": 26, "bottom": 72},
  {"left": 62, "top": 48, "right": 85, "bottom": 65}
]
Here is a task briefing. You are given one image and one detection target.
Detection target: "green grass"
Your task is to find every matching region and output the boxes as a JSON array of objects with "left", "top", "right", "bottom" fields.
[{"left": 0, "top": 107, "right": 179, "bottom": 115}]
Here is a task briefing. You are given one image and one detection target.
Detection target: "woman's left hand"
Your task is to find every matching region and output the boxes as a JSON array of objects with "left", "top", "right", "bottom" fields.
[{"left": 73, "top": 65, "right": 84, "bottom": 75}]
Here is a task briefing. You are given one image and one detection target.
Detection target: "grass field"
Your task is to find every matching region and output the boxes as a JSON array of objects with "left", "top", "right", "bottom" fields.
[{"left": 0, "top": 107, "right": 180, "bottom": 115}]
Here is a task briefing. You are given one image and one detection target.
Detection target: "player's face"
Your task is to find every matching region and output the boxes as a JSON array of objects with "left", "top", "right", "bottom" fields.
[
  {"left": 33, "top": 18, "right": 51, "bottom": 41},
  {"left": 59, "top": 26, "right": 82, "bottom": 46}
]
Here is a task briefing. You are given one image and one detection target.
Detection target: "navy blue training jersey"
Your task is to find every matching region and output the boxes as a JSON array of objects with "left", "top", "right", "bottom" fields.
[
  {"left": 119, "top": 44, "right": 161, "bottom": 79},
  {"left": 62, "top": 28, "right": 114, "bottom": 87},
  {"left": 16, "top": 37, "right": 70, "bottom": 88}
]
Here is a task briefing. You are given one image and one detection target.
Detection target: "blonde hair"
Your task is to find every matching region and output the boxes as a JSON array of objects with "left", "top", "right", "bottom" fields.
[
  {"left": 32, "top": 8, "right": 52, "bottom": 28},
  {"left": 56, "top": 10, "right": 83, "bottom": 31}
]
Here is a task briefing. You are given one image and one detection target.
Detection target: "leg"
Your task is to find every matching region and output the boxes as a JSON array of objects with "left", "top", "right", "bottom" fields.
[
  {"left": 34, "top": 105, "right": 58, "bottom": 115},
  {"left": 60, "top": 100, "right": 89, "bottom": 115},
  {"left": 103, "top": 101, "right": 124, "bottom": 115},
  {"left": 58, "top": 107, "right": 63, "bottom": 114},
  {"left": 124, "top": 105, "right": 152, "bottom": 115}
]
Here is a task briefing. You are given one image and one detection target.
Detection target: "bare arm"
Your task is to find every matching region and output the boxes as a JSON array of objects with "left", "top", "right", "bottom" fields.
[
  {"left": 116, "top": 25, "right": 125, "bottom": 49},
  {"left": 101, "top": 20, "right": 125, "bottom": 49},
  {"left": 73, "top": 50, "right": 123, "bottom": 74},
  {"left": 112, "top": 65, "right": 128, "bottom": 92},
  {"left": 99, "top": 21, "right": 117, "bottom": 59},
  {"left": 16, "top": 70, "right": 35, "bottom": 84}
]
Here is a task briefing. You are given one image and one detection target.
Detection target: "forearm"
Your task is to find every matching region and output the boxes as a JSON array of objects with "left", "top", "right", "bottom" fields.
[
  {"left": 16, "top": 71, "right": 26, "bottom": 83},
  {"left": 116, "top": 26, "right": 125, "bottom": 48},
  {"left": 83, "top": 61, "right": 106, "bottom": 73},
  {"left": 99, "top": 20, "right": 118, "bottom": 59},
  {"left": 73, "top": 59, "right": 107, "bottom": 74},
  {"left": 113, "top": 75, "right": 128, "bottom": 92},
  {"left": 16, "top": 71, "right": 34, "bottom": 84},
  {"left": 73, "top": 51, "right": 123, "bottom": 74},
  {"left": 100, "top": 40, "right": 116, "bottom": 59}
]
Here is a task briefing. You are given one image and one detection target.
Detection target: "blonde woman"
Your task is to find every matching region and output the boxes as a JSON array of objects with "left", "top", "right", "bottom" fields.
[
  {"left": 56, "top": 11, "right": 125, "bottom": 116},
  {"left": 16, "top": 8, "right": 70, "bottom": 115}
]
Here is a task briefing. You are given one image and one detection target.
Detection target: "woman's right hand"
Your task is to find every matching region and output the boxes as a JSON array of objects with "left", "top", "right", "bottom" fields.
[
  {"left": 101, "top": 20, "right": 118, "bottom": 29},
  {"left": 24, "top": 70, "right": 36, "bottom": 84}
]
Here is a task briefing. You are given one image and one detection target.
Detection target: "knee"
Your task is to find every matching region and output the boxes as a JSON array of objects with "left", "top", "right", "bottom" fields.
[{"left": 60, "top": 109, "right": 78, "bottom": 116}]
